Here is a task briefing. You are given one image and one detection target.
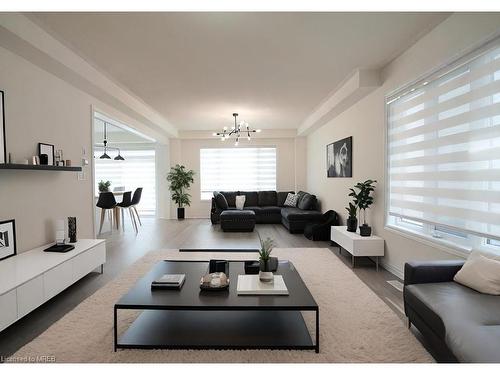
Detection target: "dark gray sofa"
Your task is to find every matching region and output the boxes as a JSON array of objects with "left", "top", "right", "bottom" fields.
[
  {"left": 211, "top": 190, "right": 323, "bottom": 233},
  {"left": 404, "top": 260, "right": 500, "bottom": 363}
]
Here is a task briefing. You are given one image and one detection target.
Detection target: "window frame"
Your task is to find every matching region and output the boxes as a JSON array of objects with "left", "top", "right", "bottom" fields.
[{"left": 383, "top": 34, "right": 500, "bottom": 257}]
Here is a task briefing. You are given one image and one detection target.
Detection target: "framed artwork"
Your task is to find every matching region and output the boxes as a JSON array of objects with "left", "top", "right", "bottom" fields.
[
  {"left": 327, "top": 136, "right": 352, "bottom": 178},
  {"left": 38, "top": 142, "right": 55, "bottom": 166},
  {"left": 0, "top": 219, "right": 17, "bottom": 261},
  {"left": 0, "top": 90, "right": 5, "bottom": 164}
]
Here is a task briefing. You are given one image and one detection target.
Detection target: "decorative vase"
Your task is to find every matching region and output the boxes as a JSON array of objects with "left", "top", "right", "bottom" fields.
[
  {"left": 68, "top": 217, "right": 77, "bottom": 243},
  {"left": 359, "top": 224, "right": 372, "bottom": 237},
  {"left": 346, "top": 217, "right": 358, "bottom": 232},
  {"left": 177, "top": 207, "right": 185, "bottom": 220},
  {"left": 259, "top": 259, "right": 274, "bottom": 282}
]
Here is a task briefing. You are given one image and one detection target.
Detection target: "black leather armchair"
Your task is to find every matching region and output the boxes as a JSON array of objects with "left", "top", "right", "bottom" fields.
[{"left": 303, "top": 210, "right": 338, "bottom": 241}]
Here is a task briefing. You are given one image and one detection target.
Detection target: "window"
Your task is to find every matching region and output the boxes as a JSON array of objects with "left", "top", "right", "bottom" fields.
[
  {"left": 386, "top": 37, "right": 500, "bottom": 253},
  {"left": 200, "top": 147, "right": 276, "bottom": 200},
  {"left": 95, "top": 148, "right": 156, "bottom": 216}
]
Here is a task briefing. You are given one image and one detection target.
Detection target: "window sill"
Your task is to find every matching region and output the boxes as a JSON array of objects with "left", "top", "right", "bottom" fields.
[{"left": 384, "top": 224, "right": 470, "bottom": 259}]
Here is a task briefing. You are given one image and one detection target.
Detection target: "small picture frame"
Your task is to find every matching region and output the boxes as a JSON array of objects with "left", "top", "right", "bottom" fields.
[
  {"left": 0, "top": 219, "right": 17, "bottom": 261},
  {"left": 38, "top": 142, "right": 55, "bottom": 166}
]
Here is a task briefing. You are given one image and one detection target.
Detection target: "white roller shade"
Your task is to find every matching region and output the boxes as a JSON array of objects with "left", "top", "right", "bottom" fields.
[
  {"left": 387, "top": 38, "right": 500, "bottom": 241},
  {"left": 200, "top": 147, "right": 277, "bottom": 199}
]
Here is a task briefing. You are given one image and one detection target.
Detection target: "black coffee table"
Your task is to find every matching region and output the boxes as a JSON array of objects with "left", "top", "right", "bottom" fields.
[{"left": 114, "top": 260, "right": 319, "bottom": 352}]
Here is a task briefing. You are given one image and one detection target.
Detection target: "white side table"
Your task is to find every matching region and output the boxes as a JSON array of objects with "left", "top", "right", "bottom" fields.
[{"left": 330, "top": 226, "right": 384, "bottom": 270}]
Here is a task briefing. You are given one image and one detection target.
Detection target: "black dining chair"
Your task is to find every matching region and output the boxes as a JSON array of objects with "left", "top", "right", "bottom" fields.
[
  {"left": 130, "top": 187, "right": 143, "bottom": 228},
  {"left": 116, "top": 191, "right": 137, "bottom": 232},
  {"left": 96, "top": 192, "right": 117, "bottom": 235}
]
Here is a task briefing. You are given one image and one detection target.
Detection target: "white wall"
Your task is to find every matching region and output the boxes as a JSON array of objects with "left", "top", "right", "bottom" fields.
[
  {"left": 0, "top": 43, "right": 167, "bottom": 252},
  {"left": 306, "top": 13, "right": 500, "bottom": 277},
  {"left": 169, "top": 137, "right": 306, "bottom": 218}
]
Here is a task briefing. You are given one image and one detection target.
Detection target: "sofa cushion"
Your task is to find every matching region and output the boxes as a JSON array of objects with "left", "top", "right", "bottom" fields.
[
  {"left": 277, "top": 191, "right": 294, "bottom": 207},
  {"left": 260, "top": 206, "right": 282, "bottom": 215},
  {"left": 220, "top": 191, "right": 238, "bottom": 207},
  {"left": 258, "top": 191, "right": 277, "bottom": 206},
  {"left": 240, "top": 191, "right": 259, "bottom": 207},
  {"left": 214, "top": 192, "right": 228, "bottom": 210},
  {"left": 297, "top": 193, "right": 317, "bottom": 210},
  {"left": 235, "top": 195, "right": 246, "bottom": 210},
  {"left": 284, "top": 193, "right": 299, "bottom": 207},
  {"left": 405, "top": 281, "right": 500, "bottom": 362},
  {"left": 243, "top": 206, "right": 262, "bottom": 215},
  {"left": 281, "top": 207, "right": 323, "bottom": 221}
]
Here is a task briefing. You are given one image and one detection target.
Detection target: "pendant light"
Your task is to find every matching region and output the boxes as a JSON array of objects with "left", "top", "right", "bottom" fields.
[{"left": 100, "top": 122, "right": 111, "bottom": 159}]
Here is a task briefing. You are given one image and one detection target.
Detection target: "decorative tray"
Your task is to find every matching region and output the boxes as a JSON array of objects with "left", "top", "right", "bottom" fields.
[{"left": 200, "top": 272, "right": 230, "bottom": 291}]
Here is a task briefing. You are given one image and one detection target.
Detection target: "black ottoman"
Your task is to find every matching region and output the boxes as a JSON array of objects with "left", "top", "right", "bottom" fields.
[{"left": 220, "top": 210, "right": 256, "bottom": 232}]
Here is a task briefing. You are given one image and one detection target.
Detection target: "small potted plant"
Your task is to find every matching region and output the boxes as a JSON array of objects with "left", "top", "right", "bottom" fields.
[
  {"left": 349, "top": 179, "right": 377, "bottom": 236},
  {"left": 345, "top": 202, "right": 358, "bottom": 232},
  {"left": 167, "top": 164, "right": 195, "bottom": 220},
  {"left": 98, "top": 180, "right": 111, "bottom": 193},
  {"left": 258, "top": 236, "right": 276, "bottom": 282}
]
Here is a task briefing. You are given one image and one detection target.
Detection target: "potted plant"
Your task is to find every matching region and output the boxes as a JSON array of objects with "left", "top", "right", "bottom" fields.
[
  {"left": 98, "top": 180, "right": 111, "bottom": 193},
  {"left": 349, "top": 179, "right": 377, "bottom": 236},
  {"left": 167, "top": 164, "right": 195, "bottom": 220},
  {"left": 345, "top": 202, "right": 358, "bottom": 232},
  {"left": 258, "top": 236, "right": 276, "bottom": 282}
]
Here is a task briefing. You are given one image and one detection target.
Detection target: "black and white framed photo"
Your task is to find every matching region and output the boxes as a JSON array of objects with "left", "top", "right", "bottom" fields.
[
  {"left": 0, "top": 90, "right": 6, "bottom": 164},
  {"left": 38, "top": 142, "right": 55, "bottom": 166},
  {"left": 327, "top": 136, "right": 352, "bottom": 178},
  {"left": 0, "top": 219, "right": 16, "bottom": 261}
]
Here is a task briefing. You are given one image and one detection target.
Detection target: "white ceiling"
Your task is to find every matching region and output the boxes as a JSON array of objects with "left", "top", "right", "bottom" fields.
[{"left": 31, "top": 12, "right": 448, "bottom": 132}]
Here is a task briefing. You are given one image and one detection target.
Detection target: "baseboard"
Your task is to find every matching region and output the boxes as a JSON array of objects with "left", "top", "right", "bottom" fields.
[{"left": 379, "top": 259, "right": 404, "bottom": 280}]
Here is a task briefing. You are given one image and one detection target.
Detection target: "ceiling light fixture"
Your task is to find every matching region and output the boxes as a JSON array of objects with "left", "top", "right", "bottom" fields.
[
  {"left": 213, "top": 113, "right": 261, "bottom": 146},
  {"left": 96, "top": 121, "right": 125, "bottom": 161}
]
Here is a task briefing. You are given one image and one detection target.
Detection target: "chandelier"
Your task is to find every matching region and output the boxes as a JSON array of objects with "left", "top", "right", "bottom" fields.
[
  {"left": 212, "top": 113, "right": 261, "bottom": 146},
  {"left": 95, "top": 121, "right": 125, "bottom": 161}
]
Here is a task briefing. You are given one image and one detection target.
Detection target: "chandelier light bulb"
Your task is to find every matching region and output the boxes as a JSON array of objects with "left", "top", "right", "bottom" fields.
[
  {"left": 221, "top": 136, "right": 226, "bottom": 141},
  {"left": 256, "top": 129, "right": 262, "bottom": 133}
]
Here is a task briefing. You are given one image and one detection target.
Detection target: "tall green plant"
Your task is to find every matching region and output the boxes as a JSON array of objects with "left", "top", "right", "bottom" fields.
[
  {"left": 348, "top": 179, "right": 377, "bottom": 225},
  {"left": 166, "top": 164, "right": 195, "bottom": 208}
]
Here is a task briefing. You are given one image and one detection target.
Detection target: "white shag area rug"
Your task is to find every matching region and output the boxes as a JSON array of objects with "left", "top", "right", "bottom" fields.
[{"left": 13, "top": 248, "right": 433, "bottom": 363}]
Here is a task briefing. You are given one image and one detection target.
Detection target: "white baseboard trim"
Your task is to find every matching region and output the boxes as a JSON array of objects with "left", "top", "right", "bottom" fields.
[{"left": 379, "top": 259, "right": 404, "bottom": 280}]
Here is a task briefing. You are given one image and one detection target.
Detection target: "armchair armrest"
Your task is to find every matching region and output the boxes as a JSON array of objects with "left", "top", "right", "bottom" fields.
[{"left": 404, "top": 260, "right": 465, "bottom": 286}]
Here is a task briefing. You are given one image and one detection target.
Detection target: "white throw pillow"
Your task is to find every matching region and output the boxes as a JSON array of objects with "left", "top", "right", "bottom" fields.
[
  {"left": 284, "top": 193, "right": 298, "bottom": 207},
  {"left": 454, "top": 253, "right": 500, "bottom": 295},
  {"left": 235, "top": 195, "right": 246, "bottom": 210}
]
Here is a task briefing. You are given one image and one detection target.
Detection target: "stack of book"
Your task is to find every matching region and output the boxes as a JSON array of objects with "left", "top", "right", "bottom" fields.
[{"left": 151, "top": 274, "right": 186, "bottom": 290}]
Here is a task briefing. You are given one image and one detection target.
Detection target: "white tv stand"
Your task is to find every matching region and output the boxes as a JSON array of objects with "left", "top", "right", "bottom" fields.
[{"left": 0, "top": 239, "right": 106, "bottom": 332}]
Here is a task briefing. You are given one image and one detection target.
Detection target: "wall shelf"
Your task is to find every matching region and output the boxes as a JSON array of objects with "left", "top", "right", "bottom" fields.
[{"left": 0, "top": 163, "right": 82, "bottom": 172}]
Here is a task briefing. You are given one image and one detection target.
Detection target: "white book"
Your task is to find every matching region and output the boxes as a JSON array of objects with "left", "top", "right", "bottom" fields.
[
  {"left": 237, "top": 275, "right": 289, "bottom": 295},
  {"left": 153, "top": 274, "right": 185, "bottom": 285}
]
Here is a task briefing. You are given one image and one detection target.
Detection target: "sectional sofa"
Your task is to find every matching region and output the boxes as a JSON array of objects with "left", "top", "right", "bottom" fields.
[{"left": 210, "top": 190, "right": 323, "bottom": 233}]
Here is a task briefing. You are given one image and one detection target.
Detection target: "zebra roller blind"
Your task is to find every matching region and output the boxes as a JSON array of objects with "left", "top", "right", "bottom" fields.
[
  {"left": 386, "top": 37, "right": 500, "bottom": 241},
  {"left": 200, "top": 147, "right": 277, "bottom": 200}
]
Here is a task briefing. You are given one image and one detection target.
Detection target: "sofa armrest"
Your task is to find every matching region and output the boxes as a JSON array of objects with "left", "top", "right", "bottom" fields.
[{"left": 404, "top": 260, "right": 465, "bottom": 286}]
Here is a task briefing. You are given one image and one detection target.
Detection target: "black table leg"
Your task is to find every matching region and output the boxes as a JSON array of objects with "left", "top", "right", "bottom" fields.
[
  {"left": 114, "top": 306, "right": 118, "bottom": 352},
  {"left": 315, "top": 308, "right": 319, "bottom": 353}
]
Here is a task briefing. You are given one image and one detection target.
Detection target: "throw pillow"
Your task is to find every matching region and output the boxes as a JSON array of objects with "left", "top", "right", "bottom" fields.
[
  {"left": 297, "top": 193, "right": 317, "bottom": 210},
  {"left": 284, "top": 193, "right": 298, "bottom": 207},
  {"left": 214, "top": 192, "right": 228, "bottom": 210},
  {"left": 235, "top": 195, "right": 246, "bottom": 210},
  {"left": 454, "top": 254, "right": 500, "bottom": 295}
]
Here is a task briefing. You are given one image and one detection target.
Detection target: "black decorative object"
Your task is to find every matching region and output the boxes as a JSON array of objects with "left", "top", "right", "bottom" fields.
[
  {"left": 177, "top": 207, "right": 185, "bottom": 219},
  {"left": 345, "top": 202, "right": 358, "bottom": 232},
  {"left": 0, "top": 219, "right": 16, "bottom": 261},
  {"left": 38, "top": 143, "right": 55, "bottom": 166},
  {"left": 44, "top": 244, "right": 75, "bottom": 253},
  {"left": 0, "top": 90, "right": 6, "bottom": 164},
  {"left": 359, "top": 224, "right": 372, "bottom": 237},
  {"left": 209, "top": 259, "right": 229, "bottom": 274},
  {"left": 327, "top": 136, "right": 352, "bottom": 177},
  {"left": 68, "top": 217, "right": 77, "bottom": 243}
]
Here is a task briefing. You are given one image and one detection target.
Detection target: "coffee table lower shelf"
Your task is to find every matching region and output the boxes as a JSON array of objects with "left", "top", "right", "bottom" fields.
[{"left": 115, "top": 309, "right": 318, "bottom": 352}]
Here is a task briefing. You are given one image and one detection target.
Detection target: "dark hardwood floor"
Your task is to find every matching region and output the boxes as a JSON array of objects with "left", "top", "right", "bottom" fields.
[{"left": 0, "top": 218, "right": 408, "bottom": 358}]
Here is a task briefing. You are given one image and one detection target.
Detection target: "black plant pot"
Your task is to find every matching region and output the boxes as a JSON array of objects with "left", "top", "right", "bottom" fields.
[
  {"left": 346, "top": 217, "right": 358, "bottom": 232},
  {"left": 359, "top": 224, "right": 372, "bottom": 237},
  {"left": 177, "top": 207, "right": 185, "bottom": 220}
]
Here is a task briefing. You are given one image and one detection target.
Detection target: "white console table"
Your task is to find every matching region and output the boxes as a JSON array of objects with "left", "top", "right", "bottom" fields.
[
  {"left": 0, "top": 239, "right": 106, "bottom": 332},
  {"left": 331, "top": 226, "right": 384, "bottom": 270}
]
